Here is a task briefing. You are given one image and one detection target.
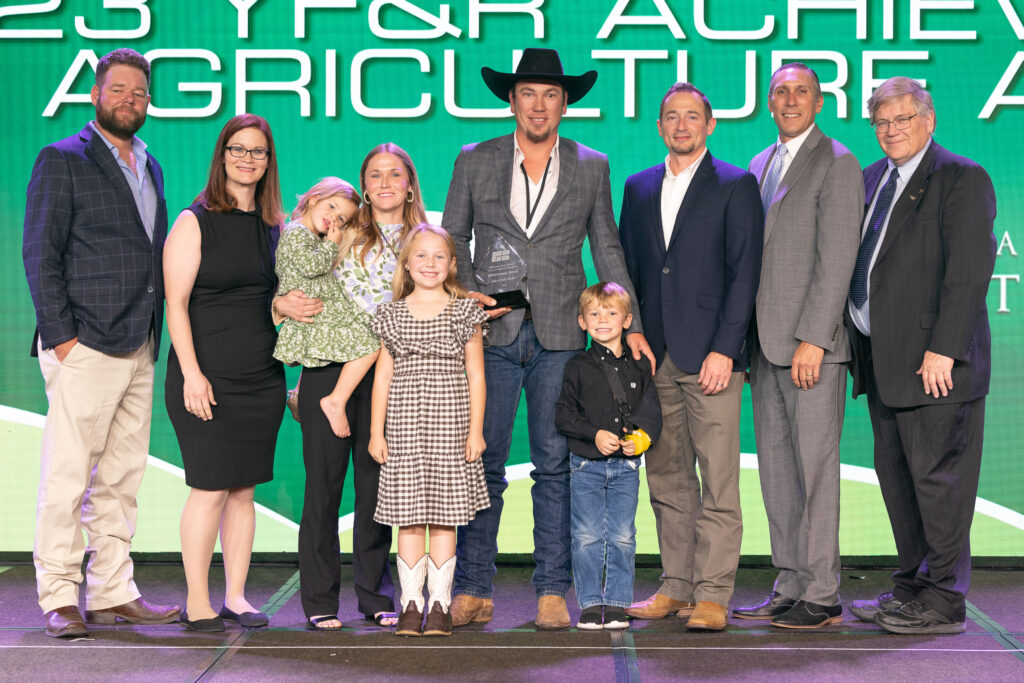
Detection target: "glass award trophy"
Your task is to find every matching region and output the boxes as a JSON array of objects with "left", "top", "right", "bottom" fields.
[{"left": 475, "top": 235, "right": 529, "bottom": 309}]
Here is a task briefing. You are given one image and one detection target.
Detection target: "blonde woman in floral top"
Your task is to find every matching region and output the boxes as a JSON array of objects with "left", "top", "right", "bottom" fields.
[{"left": 274, "top": 143, "right": 428, "bottom": 631}]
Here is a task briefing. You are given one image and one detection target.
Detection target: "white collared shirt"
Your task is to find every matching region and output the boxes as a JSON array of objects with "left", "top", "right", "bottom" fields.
[
  {"left": 511, "top": 133, "right": 560, "bottom": 238},
  {"left": 848, "top": 138, "right": 933, "bottom": 336},
  {"left": 660, "top": 149, "right": 707, "bottom": 247}
]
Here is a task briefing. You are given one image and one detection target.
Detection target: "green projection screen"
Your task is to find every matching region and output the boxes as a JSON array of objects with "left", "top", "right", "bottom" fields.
[{"left": 3, "top": 1, "right": 1023, "bottom": 556}]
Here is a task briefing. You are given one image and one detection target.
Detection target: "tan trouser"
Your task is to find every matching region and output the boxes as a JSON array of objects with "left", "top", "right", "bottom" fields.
[
  {"left": 645, "top": 353, "right": 743, "bottom": 607},
  {"left": 35, "top": 337, "right": 154, "bottom": 613}
]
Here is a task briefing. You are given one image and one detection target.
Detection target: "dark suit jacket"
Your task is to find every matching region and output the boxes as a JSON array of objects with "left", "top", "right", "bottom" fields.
[
  {"left": 444, "top": 134, "right": 642, "bottom": 350},
  {"left": 847, "top": 140, "right": 996, "bottom": 408},
  {"left": 23, "top": 124, "right": 168, "bottom": 359},
  {"left": 619, "top": 152, "right": 764, "bottom": 374}
]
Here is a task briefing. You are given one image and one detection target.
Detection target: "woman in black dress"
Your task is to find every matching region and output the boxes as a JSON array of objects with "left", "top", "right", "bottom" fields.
[{"left": 164, "top": 114, "right": 286, "bottom": 631}]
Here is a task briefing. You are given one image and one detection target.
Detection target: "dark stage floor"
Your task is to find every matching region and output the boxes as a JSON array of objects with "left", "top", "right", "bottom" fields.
[{"left": 1, "top": 562, "right": 1022, "bottom": 682}]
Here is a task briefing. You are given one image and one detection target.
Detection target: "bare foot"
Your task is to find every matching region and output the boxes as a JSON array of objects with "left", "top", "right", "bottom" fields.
[
  {"left": 309, "top": 615, "right": 343, "bottom": 629},
  {"left": 320, "top": 394, "right": 351, "bottom": 437}
]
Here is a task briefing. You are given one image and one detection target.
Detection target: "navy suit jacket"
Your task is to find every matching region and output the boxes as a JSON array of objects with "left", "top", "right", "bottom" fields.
[
  {"left": 619, "top": 152, "right": 763, "bottom": 374},
  {"left": 23, "top": 124, "right": 168, "bottom": 359}
]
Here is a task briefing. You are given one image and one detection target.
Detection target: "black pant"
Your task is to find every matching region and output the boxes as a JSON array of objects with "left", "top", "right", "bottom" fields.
[
  {"left": 297, "top": 363, "right": 394, "bottom": 618},
  {"left": 864, "top": 350, "right": 984, "bottom": 622}
]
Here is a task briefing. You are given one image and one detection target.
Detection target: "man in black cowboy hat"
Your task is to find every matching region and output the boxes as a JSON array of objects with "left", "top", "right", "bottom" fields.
[{"left": 443, "top": 47, "right": 654, "bottom": 630}]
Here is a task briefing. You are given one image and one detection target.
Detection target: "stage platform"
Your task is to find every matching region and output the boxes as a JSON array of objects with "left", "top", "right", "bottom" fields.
[{"left": 1, "top": 561, "right": 1022, "bottom": 681}]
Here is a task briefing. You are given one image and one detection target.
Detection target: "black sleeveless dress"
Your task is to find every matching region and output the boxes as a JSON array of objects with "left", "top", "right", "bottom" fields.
[{"left": 165, "top": 203, "right": 285, "bottom": 490}]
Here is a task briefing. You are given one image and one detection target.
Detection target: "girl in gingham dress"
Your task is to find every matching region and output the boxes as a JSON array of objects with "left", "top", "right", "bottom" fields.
[{"left": 369, "top": 224, "right": 489, "bottom": 637}]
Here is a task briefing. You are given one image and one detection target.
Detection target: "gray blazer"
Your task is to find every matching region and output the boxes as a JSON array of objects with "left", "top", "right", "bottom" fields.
[
  {"left": 749, "top": 125, "right": 862, "bottom": 366},
  {"left": 443, "top": 134, "right": 641, "bottom": 350}
]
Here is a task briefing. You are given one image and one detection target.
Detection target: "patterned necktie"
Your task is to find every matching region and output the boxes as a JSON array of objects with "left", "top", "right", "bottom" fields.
[
  {"left": 760, "top": 143, "right": 787, "bottom": 212},
  {"left": 850, "top": 167, "right": 900, "bottom": 308}
]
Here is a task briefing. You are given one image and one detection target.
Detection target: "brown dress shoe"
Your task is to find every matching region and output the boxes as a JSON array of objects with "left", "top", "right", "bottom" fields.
[
  {"left": 625, "top": 593, "right": 696, "bottom": 619},
  {"left": 45, "top": 605, "right": 89, "bottom": 638},
  {"left": 535, "top": 595, "right": 570, "bottom": 630},
  {"left": 422, "top": 602, "right": 453, "bottom": 636},
  {"left": 395, "top": 603, "right": 424, "bottom": 636},
  {"left": 686, "top": 601, "right": 728, "bottom": 631},
  {"left": 450, "top": 595, "right": 493, "bottom": 627},
  {"left": 85, "top": 597, "right": 181, "bottom": 625}
]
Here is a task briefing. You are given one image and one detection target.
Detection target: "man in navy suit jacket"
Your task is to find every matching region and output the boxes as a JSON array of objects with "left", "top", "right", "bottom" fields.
[
  {"left": 620, "top": 83, "right": 763, "bottom": 631},
  {"left": 22, "top": 48, "right": 179, "bottom": 638}
]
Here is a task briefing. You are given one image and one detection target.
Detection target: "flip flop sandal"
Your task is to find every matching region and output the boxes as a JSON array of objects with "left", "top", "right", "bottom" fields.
[
  {"left": 307, "top": 615, "right": 343, "bottom": 630},
  {"left": 367, "top": 611, "right": 399, "bottom": 627}
]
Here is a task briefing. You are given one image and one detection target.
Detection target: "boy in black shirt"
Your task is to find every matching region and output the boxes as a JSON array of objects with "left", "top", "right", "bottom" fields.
[{"left": 555, "top": 282, "right": 662, "bottom": 629}]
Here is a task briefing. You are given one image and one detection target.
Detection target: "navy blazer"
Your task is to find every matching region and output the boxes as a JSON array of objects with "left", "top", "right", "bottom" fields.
[
  {"left": 619, "top": 152, "right": 764, "bottom": 374},
  {"left": 23, "top": 124, "right": 168, "bottom": 359}
]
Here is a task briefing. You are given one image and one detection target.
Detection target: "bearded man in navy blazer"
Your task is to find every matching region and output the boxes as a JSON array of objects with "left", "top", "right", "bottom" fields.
[
  {"left": 620, "top": 83, "right": 763, "bottom": 631},
  {"left": 846, "top": 77, "right": 996, "bottom": 635},
  {"left": 23, "top": 48, "right": 180, "bottom": 638}
]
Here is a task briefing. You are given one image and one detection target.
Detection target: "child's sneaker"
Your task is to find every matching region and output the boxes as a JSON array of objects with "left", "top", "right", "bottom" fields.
[
  {"left": 577, "top": 605, "right": 603, "bottom": 630},
  {"left": 604, "top": 606, "right": 629, "bottom": 630}
]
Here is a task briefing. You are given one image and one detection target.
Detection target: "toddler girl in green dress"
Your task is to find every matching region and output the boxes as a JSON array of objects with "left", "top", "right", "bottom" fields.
[{"left": 273, "top": 177, "right": 380, "bottom": 437}]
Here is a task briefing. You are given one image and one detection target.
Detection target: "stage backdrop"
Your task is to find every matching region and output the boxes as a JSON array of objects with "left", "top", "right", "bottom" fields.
[{"left": 3, "top": 0, "right": 1023, "bottom": 556}]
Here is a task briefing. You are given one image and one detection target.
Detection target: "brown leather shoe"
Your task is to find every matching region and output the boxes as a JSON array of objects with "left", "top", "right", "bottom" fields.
[
  {"left": 535, "top": 595, "right": 570, "bottom": 630},
  {"left": 625, "top": 593, "right": 696, "bottom": 619},
  {"left": 686, "top": 601, "right": 728, "bottom": 631},
  {"left": 450, "top": 594, "right": 493, "bottom": 627},
  {"left": 395, "top": 603, "right": 424, "bottom": 636},
  {"left": 45, "top": 605, "right": 88, "bottom": 638},
  {"left": 85, "top": 597, "right": 181, "bottom": 625},
  {"left": 422, "top": 602, "right": 453, "bottom": 636}
]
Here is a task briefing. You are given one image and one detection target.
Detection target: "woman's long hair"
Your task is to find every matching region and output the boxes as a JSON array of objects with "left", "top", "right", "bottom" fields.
[
  {"left": 391, "top": 223, "right": 467, "bottom": 301},
  {"left": 196, "top": 113, "right": 284, "bottom": 226},
  {"left": 341, "top": 143, "right": 427, "bottom": 267}
]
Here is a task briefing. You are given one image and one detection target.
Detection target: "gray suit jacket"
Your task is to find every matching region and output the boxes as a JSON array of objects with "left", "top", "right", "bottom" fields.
[
  {"left": 443, "top": 134, "right": 641, "bottom": 350},
  {"left": 749, "top": 125, "right": 862, "bottom": 366}
]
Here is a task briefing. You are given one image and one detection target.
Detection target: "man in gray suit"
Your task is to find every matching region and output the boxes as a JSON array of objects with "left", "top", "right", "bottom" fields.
[
  {"left": 443, "top": 48, "right": 653, "bottom": 630},
  {"left": 732, "top": 63, "right": 862, "bottom": 629}
]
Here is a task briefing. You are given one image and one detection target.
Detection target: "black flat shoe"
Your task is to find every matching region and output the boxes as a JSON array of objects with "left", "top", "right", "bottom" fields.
[
  {"left": 219, "top": 604, "right": 269, "bottom": 628},
  {"left": 180, "top": 612, "right": 225, "bottom": 632}
]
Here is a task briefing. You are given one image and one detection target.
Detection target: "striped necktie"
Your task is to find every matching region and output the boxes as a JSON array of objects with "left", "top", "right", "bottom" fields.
[
  {"left": 850, "top": 167, "right": 900, "bottom": 308},
  {"left": 760, "top": 143, "right": 787, "bottom": 212}
]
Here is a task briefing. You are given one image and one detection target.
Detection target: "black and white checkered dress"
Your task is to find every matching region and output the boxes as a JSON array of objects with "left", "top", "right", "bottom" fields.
[{"left": 370, "top": 297, "right": 490, "bottom": 526}]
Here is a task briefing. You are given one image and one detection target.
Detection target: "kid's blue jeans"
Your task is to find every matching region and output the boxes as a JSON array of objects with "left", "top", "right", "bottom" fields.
[{"left": 570, "top": 453, "right": 640, "bottom": 609}]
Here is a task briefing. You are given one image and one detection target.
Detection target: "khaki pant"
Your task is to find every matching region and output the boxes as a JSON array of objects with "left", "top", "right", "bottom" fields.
[
  {"left": 35, "top": 337, "right": 154, "bottom": 613},
  {"left": 645, "top": 353, "right": 743, "bottom": 607}
]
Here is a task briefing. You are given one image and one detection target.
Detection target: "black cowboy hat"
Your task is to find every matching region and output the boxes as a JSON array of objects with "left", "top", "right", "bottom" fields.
[{"left": 481, "top": 48, "right": 598, "bottom": 105}]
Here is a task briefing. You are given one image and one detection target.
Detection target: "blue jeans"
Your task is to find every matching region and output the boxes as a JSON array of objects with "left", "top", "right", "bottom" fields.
[
  {"left": 570, "top": 453, "right": 640, "bottom": 609},
  {"left": 454, "top": 319, "right": 577, "bottom": 598}
]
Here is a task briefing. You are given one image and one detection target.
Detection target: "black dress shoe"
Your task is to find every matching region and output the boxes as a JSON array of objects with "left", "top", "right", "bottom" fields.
[
  {"left": 732, "top": 592, "right": 797, "bottom": 619},
  {"left": 180, "top": 612, "right": 226, "bottom": 632},
  {"left": 771, "top": 600, "right": 843, "bottom": 629},
  {"left": 45, "top": 605, "right": 89, "bottom": 638},
  {"left": 849, "top": 591, "right": 903, "bottom": 622},
  {"left": 219, "top": 604, "right": 269, "bottom": 627},
  {"left": 874, "top": 600, "right": 965, "bottom": 635}
]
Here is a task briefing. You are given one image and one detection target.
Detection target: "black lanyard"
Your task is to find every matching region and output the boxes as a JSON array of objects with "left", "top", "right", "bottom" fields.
[{"left": 520, "top": 157, "right": 552, "bottom": 231}]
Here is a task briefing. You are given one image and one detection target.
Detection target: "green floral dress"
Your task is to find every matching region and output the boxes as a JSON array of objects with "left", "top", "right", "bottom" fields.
[{"left": 273, "top": 220, "right": 378, "bottom": 367}]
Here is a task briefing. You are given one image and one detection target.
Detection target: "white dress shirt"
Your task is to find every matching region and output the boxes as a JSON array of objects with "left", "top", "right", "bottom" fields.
[
  {"left": 660, "top": 149, "right": 707, "bottom": 247},
  {"left": 771, "top": 123, "right": 817, "bottom": 183},
  {"left": 511, "top": 134, "right": 560, "bottom": 238}
]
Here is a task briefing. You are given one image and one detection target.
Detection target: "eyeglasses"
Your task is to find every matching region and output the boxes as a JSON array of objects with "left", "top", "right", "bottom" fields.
[
  {"left": 225, "top": 145, "right": 269, "bottom": 160},
  {"left": 871, "top": 114, "right": 917, "bottom": 134}
]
